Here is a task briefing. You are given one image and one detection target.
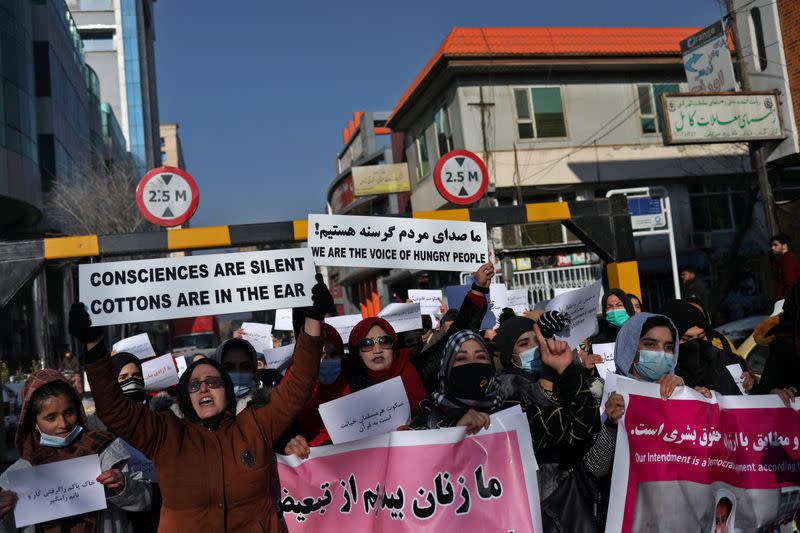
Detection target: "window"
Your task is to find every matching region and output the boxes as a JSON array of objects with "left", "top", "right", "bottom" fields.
[
  {"left": 415, "top": 131, "right": 430, "bottom": 181},
  {"left": 750, "top": 8, "right": 768, "bottom": 72},
  {"left": 689, "top": 183, "right": 746, "bottom": 232},
  {"left": 637, "top": 84, "right": 679, "bottom": 134},
  {"left": 434, "top": 106, "right": 453, "bottom": 157},
  {"left": 513, "top": 87, "right": 567, "bottom": 140}
]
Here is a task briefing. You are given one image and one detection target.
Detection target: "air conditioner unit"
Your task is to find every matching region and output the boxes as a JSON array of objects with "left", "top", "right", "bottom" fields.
[
  {"left": 498, "top": 225, "right": 521, "bottom": 250},
  {"left": 692, "top": 231, "right": 713, "bottom": 249}
]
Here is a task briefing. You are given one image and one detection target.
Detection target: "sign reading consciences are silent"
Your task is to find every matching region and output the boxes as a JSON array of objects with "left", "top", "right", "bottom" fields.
[{"left": 79, "top": 249, "right": 315, "bottom": 326}]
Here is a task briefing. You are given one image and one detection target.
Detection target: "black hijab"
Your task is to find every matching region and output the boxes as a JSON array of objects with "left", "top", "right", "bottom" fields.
[{"left": 177, "top": 358, "right": 236, "bottom": 430}]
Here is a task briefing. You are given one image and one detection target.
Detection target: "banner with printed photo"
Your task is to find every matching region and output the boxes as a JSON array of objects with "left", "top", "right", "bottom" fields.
[
  {"left": 606, "top": 378, "right": 800, "bottom": 532},
  {"left": 276, "top": 409, "right": 542, "bottom": 532},
  {"left": 308, "top": 214, "right": 488, "bottom": 272}
]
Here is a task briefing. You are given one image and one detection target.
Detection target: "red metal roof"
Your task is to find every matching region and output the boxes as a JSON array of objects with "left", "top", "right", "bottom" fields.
[{"left": 387, "top": 27, "right": 699, "bottom": 126}]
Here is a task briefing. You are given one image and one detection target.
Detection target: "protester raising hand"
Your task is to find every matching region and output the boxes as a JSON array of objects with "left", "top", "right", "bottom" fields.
[
  {"left": 456, "top": 408, "right": 491, "bottom": 435},
  {"left": 0, "top": 490, "right": 17, "bottom": 518},
  {"left": 471, "top": 262, "right": 495, "bottom": 292},
  {"left": 534, "top": 324, "right": 571, "bottom": 375}
]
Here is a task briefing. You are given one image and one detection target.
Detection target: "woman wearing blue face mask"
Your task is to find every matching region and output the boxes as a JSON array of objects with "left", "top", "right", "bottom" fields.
[
  {"left": 590, "top": 289, "right": 635, "bottom": 345},
  {"left": 0, "top": 369, "right": 151, "bottom": 532},
  {"left": 282, "top": 323, "right": 349, "bottom": 458},
  {"left": 215, "top": 338, "right": 270, "bottom": 414}
]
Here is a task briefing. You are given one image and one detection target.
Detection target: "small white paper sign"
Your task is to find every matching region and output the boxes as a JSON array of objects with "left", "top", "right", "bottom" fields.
[
  {"left": 488, "top": 283, "right": 508, "bottom": 328},
  {"left": 121, "top": 440, "right": 157, "bottom": 482},
  {"left": 592, "top": 342, "right": 616, "bottom": 380},
  {"left": 506, "top": 289, "right": 529, "bottom": 314},
  {"left": 112, "top": 333, "right": 155, "bottom": 360},
  {"left": 378, "top": 302, "right": 422, "bottom": 333},
  {"left": 175, "top": 355, "right": 188, "bottom": 378},
  {"left": 325, "top": 314, "right": 363, "bottom": 344},
  {"left": 7, "top": 454, "right": 106, "bottom": 527},
  {"left": 772, "top": 299, "right": 785, "bottom": 317},
  {"left": 142, "top": 354, "right": 179, "bottom": 391},
  {"left": 545, "top": 281, "right": 602, "bottom": 349},
  {"left": 318, "top": 376, "right": 411, "bottom": 444},
  {"left": 407, "top": 289, "right": 443, "bottom": 316},
  {"left": 240, "top": 322, "right": 273, "bottom": 353},
  {"left": 274, "top": 308, "right": 294, "bottom": 331},
  {"left": 726, "top": 363, "right": 747, "bottom": 395},
  {"left": 599, "top": 372, "right": 619, "bottom": 422},
  {"left": 263, "top": 343, "right": 294, "bottom": 371}
]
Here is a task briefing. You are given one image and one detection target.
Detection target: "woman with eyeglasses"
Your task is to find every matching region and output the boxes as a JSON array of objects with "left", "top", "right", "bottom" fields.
[{"left": 68, "top": 275, "right": 333, "bottom": 532}]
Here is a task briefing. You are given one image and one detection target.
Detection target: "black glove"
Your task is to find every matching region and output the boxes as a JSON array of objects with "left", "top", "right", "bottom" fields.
[
  {"left": 68, "top": 302, "right": 103, "bottom": 344},
  {"left": 537, "top": 310, "right": 570, "bottom": 339},
  {"left": 304, "top": 273, "right": 334, "bottom": 321}
]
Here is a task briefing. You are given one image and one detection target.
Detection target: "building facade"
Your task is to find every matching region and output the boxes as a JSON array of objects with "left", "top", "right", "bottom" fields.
[
  {"left": 68, "top": 0, "right": 160, "bottom": 173},
  {"left": 386, "top": 27, "right": 800, "bottom": 317},
  {"left": 159, "top": 122, "right": 184, "bottom": 168}
]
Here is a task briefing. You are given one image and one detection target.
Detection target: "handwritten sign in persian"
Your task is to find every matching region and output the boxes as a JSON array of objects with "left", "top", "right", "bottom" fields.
[
  {"left": 308, "top": 214, "right": 488, "bottom": 272},
  {"left": 318, "top": 376, "right": 410, "bottom": 444},
  {"left": 662, "top": 92, "right": 784, "bottom": 144},
  {"left": 544, "top": 280, "right": 602, "bottom": 350},
  {"left": 7, "top": 455, "right": 107, "bottom": 527},
  {"left": 352, "top": 163, "right": 411, "bottom": 197}
]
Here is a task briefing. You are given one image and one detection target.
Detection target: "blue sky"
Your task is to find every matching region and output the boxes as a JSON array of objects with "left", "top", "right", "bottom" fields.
[{"left": 153, "top": 0, "right": 724, "bottom": 228}]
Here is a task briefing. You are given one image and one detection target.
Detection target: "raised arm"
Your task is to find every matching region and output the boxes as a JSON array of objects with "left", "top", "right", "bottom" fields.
[
  {"left": 69, "top": 304, "right": 169, "bottom": 458},
  {"left": 252, "top": 274, "right": 329, "bottom": 444}
]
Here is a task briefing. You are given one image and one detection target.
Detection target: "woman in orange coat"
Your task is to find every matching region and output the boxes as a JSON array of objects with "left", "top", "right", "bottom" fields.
[{"left": 69, "top": 275, "right": 333, "bottom": 532}]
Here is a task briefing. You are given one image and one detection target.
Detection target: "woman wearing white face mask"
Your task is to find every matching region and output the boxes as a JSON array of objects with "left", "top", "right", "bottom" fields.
[{"left": 0, "top": 370, "right": 151, "bottom": 532}]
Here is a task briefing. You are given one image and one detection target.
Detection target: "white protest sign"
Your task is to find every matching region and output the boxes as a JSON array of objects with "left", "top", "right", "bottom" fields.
[
  {"left": 599, "top": 372, "right": 621, "bottom": 422},
  {"left": 553, "top": 287, "right": 579, "bottom": 297},
  {"left": 545, "top": 280, "right": 602, "bottom": 349},
  {"left": 112, "top": 333, "right": 155, "bottom": 360},
  {"left": 488, "top": 283, "right": 508, "bottom": 328},
  {"left": 407, "top": 289, "right": 443, "bottom": 316},
  {"left": 507, "top": 289, "right": 529, "bottom": 314},
  {"left": 772, "top": 299, "right": 785, "bottom": 317},
  {"left": 726, "top": 363, "right": 747, "bottom": 395},
  {"left": 592, "top": 342, "right": 616, "bottom": 380},
  {"left": 264, "top": 343, "right": 295, "bottom": 371},
  {"left": 142, "top": 354, "right": 179, "bottom": 391},
  {"left": 175, "top": 355, "right": 188, "bottom": 378},
  {"left": 325, "top": 314, "right": 363, "bottom": 344},
  {"left": 274, "top": 308, "right": 294, "bottom": 331},
  {"left": 241, "top": 322, "right": 273, "bottom": 353},
  {"left": 318, "top": 376, "right": 411, "bottom": 444},
  {"left": 378, "top": 302, "right": 422, "bottom": 333},
  {"left": 79, "top": 248, "right": 315, "bottom": 326},
  {"left": 121, "top": 440, "right": 157, "bottom": 482},
  {"left": 7, "top": 454, "right": 106, "bottom": 527},
  {"left": 308, "top": 213, "right": 488, "bottom": 272}
]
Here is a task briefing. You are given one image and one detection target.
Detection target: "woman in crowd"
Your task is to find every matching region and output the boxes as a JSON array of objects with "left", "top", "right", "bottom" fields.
[
  {"left": 68, "top": 274, "right": 332, "bottom": 532},
  {"left": 0, "top": 369, "right": 152, "bottom": 532},
  {"left": 753, "top": 281, "right": 800, "bottom": 404},
  {"left": 112, "top": 352, "right": 147, "bottom": 405},
  {"left": 628, "top": 294, "right": 643, "bottom": 314},
  {"left": 659, "top": 299, "right": 751, "bottom": 395},
  {"left": 282, "top": 323, "right": 349, "bottom": 457},
  {"left": 213, "top": 337, "right": 270, "bottom": 413},
  {"left": 590, "top": 289, "right": 635, "bottom": 344},
  {"left": 683, "top": 297, "right": 738, "bottom": 356}
]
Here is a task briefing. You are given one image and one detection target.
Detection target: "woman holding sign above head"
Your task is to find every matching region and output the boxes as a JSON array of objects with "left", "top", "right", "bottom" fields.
[
  {"left": 68, "top": 274, "right": 333, "bottom": 532},
  {"left": 0, "top": 369, "right": 152, "bottom": 532}
]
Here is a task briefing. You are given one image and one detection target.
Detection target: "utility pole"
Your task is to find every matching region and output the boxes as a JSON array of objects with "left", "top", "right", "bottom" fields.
[
  {"left": 468, "top": 86, "right": 496, "bottom": 208},
  {"left": 725, "top": 0, "right": 779, "bottom": 237}
]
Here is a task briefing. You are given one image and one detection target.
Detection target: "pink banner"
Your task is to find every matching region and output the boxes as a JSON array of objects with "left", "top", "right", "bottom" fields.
[
  {"left": 276, "top": 409, "right": 542, "bottom": 532},
  {"left": 607, "top": 378, "right": 800, "bottom": 532}
]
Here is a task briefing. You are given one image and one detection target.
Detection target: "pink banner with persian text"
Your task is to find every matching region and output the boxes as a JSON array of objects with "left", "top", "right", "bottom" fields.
[
  {"left": 606, "top": 377, "right": 800, "bottom": 533},
  {"left": 276, "top": 408, "right": 542, "bottom": 532}
]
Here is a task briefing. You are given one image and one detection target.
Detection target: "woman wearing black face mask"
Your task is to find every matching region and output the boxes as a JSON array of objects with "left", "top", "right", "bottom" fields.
[
  {"left": 112, "top": 352, "right": 147, "bottom": 404},
  {"left": 660, "top": 299, "right": 751, "bottom": 395}
]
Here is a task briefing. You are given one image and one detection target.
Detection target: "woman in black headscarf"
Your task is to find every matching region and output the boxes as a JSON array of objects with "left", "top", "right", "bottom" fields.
[
  {"left": 590, "top": 289, "right": 635, "bottom": 344},
  {"left": 660, "top": 299, "right": 751, "bottom": 395}
]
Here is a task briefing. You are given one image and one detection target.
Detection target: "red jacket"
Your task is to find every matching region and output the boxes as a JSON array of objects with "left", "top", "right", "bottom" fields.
[{"left": 776, "top": 252, "right": 800, "bottom": 300}]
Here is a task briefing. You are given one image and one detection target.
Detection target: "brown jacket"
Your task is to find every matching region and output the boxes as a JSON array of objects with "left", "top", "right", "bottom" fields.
[{"left": 86, "top": 331, "right": 322, "bottom": 532}]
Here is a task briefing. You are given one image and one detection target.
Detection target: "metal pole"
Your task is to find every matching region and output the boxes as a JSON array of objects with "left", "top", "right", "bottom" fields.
[
  {"left": 725, "top": 0, "right": 779, "bottom": 236},
  {"left": 664, "top": 196, "right": 681, "bottom": 299}
]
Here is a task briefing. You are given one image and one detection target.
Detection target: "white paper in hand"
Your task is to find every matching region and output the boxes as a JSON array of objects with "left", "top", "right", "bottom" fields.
[
  {"left": 112, "top": 333, "right": 155, "bottom": 360},
  {"left": 726, "top": 364, "right": 747, "bottom": 395},
  {"left": 7, "top": 455, "right": 106, "bottom": 527},
  {"left": 263, "top": 343, "right": 294, "bottom": 371},
  {"left": 407, "top": 289, "right": 443, "bottom": 316},
  {"left": 142, "top": 354, "right": 179, "bottom": 391},
  {"left": 274, "top": 308, "right": 294, "bottom": 331},
  {"left": 240, "top": 322, "right": 273, "bottom": 353},
  {"left": 545, "top": 281, "right": 602, "bottom": 349},
  {"left": 318, "top": 376, "right": 410, "bottom": 444},
  {"left": 378, "top": 302, "right": 422, "bottom": 333},
  {"left": 591, "top": 342, "right": 616, "bottom": 380}
]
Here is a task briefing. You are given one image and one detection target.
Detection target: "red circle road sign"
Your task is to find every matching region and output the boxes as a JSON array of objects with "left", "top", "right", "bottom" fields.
[
  {"left": 136, "top": 166, "right": 199, "bottom": 227},
  {"left": 433, "top": 150, "right": 489, "bottom": 205}
]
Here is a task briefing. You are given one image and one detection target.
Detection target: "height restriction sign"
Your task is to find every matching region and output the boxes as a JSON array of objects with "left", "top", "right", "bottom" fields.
[
  {"left": 136, "top": 166, "right": 199, "bottom": 227},
  {"left": 433, "top": 150, "right": 489, "bottom": 205}
]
